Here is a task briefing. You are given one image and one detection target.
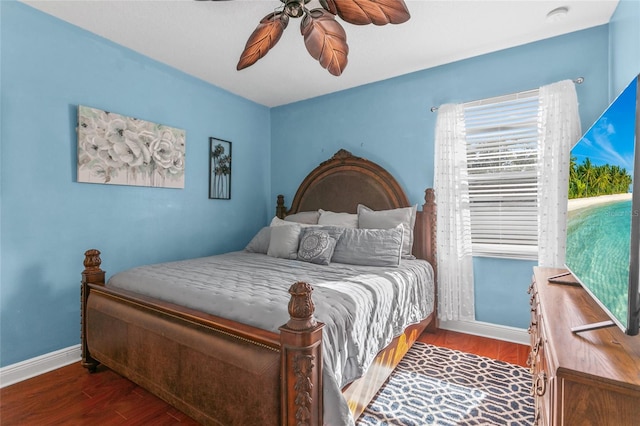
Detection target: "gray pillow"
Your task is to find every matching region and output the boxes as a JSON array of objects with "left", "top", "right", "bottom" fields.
[
  {"left": 297, "top": 230, "right": 337, "bottom": 265},
  {"left": 267, "top": 224, "right": 301, "bottom": 259},
  {"left": 244, "top": 227, "right": 271, "bottom": 254},
  {"left": 357, "top": 204, "right": 417, "bottom": 258},
  {"left": 331, "top": 225, "right": 404, "bottom": 267}
]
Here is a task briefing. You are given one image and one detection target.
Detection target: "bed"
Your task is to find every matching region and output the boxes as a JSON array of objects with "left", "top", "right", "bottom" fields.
[{"left": 80, "top": 149, "right": 438, "bottom": 425}]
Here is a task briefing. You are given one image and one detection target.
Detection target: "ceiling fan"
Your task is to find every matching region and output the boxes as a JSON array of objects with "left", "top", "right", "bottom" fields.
[{"left": 198, "top": 0, "right": 411, "bottom": 76}]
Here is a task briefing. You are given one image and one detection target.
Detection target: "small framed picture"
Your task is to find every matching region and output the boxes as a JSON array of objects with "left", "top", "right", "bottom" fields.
[{"left": 209, "top": 138, "right": 231, "bottom": 199}]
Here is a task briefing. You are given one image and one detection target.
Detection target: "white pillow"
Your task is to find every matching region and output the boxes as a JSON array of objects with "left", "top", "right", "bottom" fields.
[
  {"left": 318, "top": 209, "right": 358, "bottom": 228},
  {"left": 270, "top": 216, "right": 295, "bottom": 227},
  {"left": 284, "top": 211, "right": 320, "bottom": 225},
  {"left": 271, "top": 216, "right": 317, "bottom": 228},
  {"left": 357, "top": 204, "right": 417, "bottom": 258},
  {"left": 267, "top": 224, "right": 301, "bottom": 259}
]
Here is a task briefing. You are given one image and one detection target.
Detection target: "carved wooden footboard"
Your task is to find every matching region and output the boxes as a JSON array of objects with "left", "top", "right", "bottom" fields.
[{"left": 82, "top": 250, "right": 324, "bottom": 425}]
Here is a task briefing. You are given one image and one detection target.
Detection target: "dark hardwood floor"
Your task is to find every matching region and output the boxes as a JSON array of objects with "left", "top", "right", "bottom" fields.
[
  {"left": 418, "top": 328, "right": 531, "bottom": 368},
  {"left": 0, "top": 329, "right": 530, "bottom": 425}
]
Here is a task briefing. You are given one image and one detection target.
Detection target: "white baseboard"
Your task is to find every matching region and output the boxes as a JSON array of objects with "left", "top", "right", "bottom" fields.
[
  {"left": 439, "top": 319, "right": 530, "bottom": 346},
  {"left": 0, "top": 345, "right": 81, "bottom": 388}
]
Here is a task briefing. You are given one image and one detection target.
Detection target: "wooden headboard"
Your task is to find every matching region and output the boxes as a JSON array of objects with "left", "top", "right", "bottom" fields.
[
  {"left": 280, "top": 149, "right": 409, "bottom": 213},
  {"left": 275, "top": 149, "right": 437, "bottom": 279}
]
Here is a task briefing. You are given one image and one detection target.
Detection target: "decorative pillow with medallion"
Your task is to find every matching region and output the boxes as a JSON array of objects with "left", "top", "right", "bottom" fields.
[{"left": 297, "top": 230, "right": 337, "bottom": 265}]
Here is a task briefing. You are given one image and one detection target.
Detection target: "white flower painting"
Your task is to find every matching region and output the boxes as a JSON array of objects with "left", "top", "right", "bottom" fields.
[{"left": 77, "top": 105, "right": 186, "bottom": 188}]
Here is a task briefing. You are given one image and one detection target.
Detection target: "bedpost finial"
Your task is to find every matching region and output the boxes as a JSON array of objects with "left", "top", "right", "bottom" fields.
[
  {"left": 425, "top": 188, "right": 435, "bottom": 204},
  {"left": 286, "top": 282, "right": 317, "bottom": 331},
  {"left": 276, "top": 194, "right": 287, "bottom": 219},
  {"left": 83, "top": 249, "right": 102, "bottom": 271},
  {"left": 82, "top": 249, "right": 105, "bottom": 286}
]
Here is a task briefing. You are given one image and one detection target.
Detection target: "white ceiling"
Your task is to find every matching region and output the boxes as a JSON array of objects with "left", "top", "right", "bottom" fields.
[{"left": 21, "top": 0, "right": 619, "bottom": 107}]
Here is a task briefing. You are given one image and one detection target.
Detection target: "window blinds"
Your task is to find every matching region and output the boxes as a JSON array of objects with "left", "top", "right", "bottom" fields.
[{"left": 464, "top": 90, "right": 540, "bottom": 259}]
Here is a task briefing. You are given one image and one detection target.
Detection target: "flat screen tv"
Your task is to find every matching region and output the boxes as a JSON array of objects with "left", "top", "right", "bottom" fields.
[{"left": 561, "top": 74, "right": 640, "bottom": 336}]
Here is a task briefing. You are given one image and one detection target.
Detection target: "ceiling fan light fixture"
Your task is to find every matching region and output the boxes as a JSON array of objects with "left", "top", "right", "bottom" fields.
[{"left": 284, "top": 0, "right": 308, "bottom": 18}]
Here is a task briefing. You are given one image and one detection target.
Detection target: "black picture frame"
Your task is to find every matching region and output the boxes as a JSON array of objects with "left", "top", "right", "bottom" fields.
[{"left": 209, "top": 137, "right": 231, "bottom": 199}]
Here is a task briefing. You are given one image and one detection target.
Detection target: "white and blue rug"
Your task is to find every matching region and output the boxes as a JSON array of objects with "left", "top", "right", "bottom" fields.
[{"left": 358, "top": 343, "right": 534, "bottom": 426}]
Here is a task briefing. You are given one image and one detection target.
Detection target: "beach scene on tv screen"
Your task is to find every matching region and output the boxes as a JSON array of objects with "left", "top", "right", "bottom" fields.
[{"left": 565, "top": 77, "right": 637, "bottom": 328}]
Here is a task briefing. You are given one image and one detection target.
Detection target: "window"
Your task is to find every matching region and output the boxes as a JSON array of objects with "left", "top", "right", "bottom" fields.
[{"left": 463, "top": 90, "right": 540, "bottom": 260}]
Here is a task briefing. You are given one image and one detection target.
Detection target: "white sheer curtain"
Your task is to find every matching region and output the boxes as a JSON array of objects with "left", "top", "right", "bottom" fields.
[
  {"left": 537, "top": 80, "right": 582, "bottom": 267},
  {"left": 434, "top": 104, "right": 475, "bottom": 321}
]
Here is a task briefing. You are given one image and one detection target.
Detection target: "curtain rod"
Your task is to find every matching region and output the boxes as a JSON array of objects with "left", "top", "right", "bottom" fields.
[{"left": 429, "top": 77, "right": 584, "bottom": 112}]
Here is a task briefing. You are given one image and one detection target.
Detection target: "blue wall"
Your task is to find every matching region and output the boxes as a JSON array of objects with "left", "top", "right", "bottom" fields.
[
  {"left": 3, "top": 1, "right": 636, "bottom": 368},
  {"left": 271, "top": 26, "right": 611, "bottom": 329},
  {"left": 0, "top": 2, "right": 271, "bottom": 367},
  {"left": 609, "top": 0, "right": 640, "bottom": 97}
]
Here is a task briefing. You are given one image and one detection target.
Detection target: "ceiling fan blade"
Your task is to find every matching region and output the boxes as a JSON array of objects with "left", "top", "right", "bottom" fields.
[
  {"left": 322, "top": 0, "right": 410, "bottom": 25},
  {"left": 301, "top": 9, "right": 349, "bottom": 76},
  {"left": 237, "top": 12, "right": 289, "bottom": 71}
]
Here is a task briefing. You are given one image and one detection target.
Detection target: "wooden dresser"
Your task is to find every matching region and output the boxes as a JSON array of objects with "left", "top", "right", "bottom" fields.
[{"left": 529, "top": 267, "right": 640, "bottom": 426}]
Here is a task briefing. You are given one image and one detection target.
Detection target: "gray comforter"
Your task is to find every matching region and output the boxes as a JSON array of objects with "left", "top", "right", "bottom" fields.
[{"left": 107, "top": 251, "right": 435, "bottom": 425}]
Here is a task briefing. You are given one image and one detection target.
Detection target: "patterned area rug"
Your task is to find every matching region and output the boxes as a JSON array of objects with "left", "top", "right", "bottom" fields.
[{"left": 357, "top": 343, "right": 534, "bottom": 425}]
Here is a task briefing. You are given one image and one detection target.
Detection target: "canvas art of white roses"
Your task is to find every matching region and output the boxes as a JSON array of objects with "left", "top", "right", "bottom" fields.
[{"left": 77, "top": 105, "right": 186, "bottom": 188}]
